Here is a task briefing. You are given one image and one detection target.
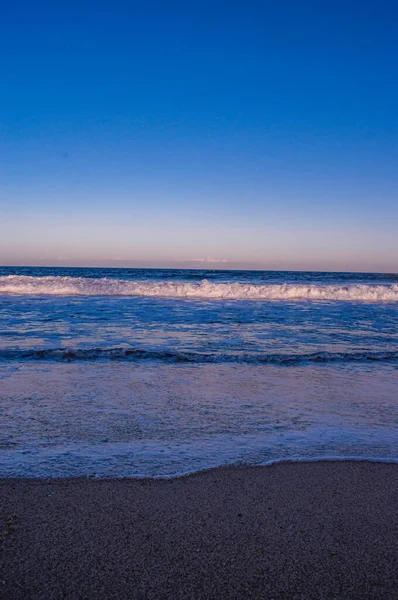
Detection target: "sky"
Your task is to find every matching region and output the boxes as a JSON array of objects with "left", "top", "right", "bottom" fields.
[{"left": 1, "top": 0, "right": 397, "bottom": 272}]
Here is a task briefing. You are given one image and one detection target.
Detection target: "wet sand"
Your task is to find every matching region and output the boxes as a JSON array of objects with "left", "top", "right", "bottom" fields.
[{"left": 0, "top": 461, "right": 397, "bottom": 599}]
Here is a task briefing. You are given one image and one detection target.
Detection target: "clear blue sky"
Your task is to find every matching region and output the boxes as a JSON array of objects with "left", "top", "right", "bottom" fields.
[{"left": 1, "top": 0, "right": 397, "bottom": 271}]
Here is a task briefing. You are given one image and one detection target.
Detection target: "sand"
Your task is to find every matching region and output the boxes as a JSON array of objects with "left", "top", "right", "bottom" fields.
[{"left": 0, "top": 461, "right": 397, "bottom": 599}]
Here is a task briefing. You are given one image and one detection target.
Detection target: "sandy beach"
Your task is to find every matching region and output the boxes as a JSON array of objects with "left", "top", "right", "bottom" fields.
[{"left": 0, "top": 461, "right": 397, "bottom": 600}]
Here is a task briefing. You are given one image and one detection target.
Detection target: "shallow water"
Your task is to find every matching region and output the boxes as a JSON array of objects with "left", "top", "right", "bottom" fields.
[{"left": 0, "top": 362, "right": 397, "bottom": 477}]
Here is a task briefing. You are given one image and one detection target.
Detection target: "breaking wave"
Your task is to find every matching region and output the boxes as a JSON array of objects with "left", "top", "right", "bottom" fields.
[
  {"left": 1, "top": 275, "right": 398, "bottom": 301},
  {"left": 1, "top": 348, "right": 398, "bottom": 364}
]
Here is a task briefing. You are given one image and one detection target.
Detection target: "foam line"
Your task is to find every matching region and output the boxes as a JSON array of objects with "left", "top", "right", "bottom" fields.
[{"left": 1, "top": 275, "right": 398, "bottom": 301}]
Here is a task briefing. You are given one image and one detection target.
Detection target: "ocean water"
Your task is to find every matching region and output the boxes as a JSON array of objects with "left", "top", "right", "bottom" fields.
[{"left": 0, "top": 266, "right": 397, "bottom": 477}]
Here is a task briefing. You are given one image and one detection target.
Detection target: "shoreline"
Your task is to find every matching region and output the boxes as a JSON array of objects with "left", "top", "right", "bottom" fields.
[
  {"left": 1, "top": 460, "right": 397, "bottom": 599},
  {"left": 1, "top": 455, "right": 398, "bottom": 482}
]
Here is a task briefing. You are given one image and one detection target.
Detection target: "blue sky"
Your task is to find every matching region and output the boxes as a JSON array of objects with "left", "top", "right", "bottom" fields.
[{"left": 1, "top": 1, "right": 397, "bottom": 271}]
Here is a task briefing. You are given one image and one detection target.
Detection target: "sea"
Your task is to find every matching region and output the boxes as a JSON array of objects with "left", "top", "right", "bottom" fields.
[{"left": 0, "top": 266, "right": 397, "bottom": 478}]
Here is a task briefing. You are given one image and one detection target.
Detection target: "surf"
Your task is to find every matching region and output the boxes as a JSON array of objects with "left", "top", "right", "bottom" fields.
[{"left": 1, "top": 275, "right": 398, "bottom": 302}]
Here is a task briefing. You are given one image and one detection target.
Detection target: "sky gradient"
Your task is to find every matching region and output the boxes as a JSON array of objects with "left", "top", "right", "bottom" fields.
[{"left": 1, "top": 1, "right": 397, "bottom": 271}]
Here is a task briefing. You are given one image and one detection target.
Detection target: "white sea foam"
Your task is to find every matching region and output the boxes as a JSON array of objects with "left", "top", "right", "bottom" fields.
[{"left": 1, "top": 275, "right": 398, "bottom": 301}]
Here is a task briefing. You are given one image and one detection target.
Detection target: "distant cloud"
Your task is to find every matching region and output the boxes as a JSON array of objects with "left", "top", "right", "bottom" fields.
[{"left": 190, "top": 257, "right": 229, "bottom": 263}]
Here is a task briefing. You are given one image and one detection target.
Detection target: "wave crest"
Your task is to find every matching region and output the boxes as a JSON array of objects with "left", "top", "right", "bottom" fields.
[
  {"left": 1, "top": 275, "right": 398, "bottom": 301},
  {"left": 1, "top": 348, "right": 398, "bottom": 364}
]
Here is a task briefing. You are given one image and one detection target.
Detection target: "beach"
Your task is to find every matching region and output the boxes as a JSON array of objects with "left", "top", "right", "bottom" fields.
[
  {"left": 1, "top": 460, "right": 397, "bottom": 599},
  {"left": 3, "top": 0, "right": 398, "bottom": 596},
  {"left": 1, "top": 268, "right": 397, "bottom": 598}
]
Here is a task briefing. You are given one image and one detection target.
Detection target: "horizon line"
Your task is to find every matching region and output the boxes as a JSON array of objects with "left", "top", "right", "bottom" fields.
[{"left": 0, "top": 263, "right": 396, "bottom": 276}]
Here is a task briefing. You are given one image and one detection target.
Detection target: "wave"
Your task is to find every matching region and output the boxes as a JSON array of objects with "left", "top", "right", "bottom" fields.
[
  {"left": 1, "top": 275, "right": 398, "bottom": 301},
  {"left": 1, "top": 348, "right": 398, "bottom": 364}
]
